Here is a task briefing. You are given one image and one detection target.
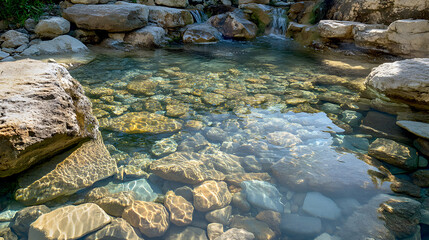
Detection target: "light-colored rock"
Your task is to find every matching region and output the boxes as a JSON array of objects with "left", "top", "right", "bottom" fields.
[
  {"left": 0, "top": 51, "right": 9, "bottom": 60},
  {"left": 155, "top": 0, "right": 188, "bottom": 8},
  {"left": 25, "top": 18, "right": 37, "bottom": 32},
  {"left": 11, "top": 205, "right": 50, "bottom": 238},
  {"left": 302, "top": 192, "right": 341, "bottom": 220},
  {"left": 152, "top": 138, "right": 178, "bottom": 156},
  {"left": 214, "top": 228, "right": 255, "bottom": 240},
  {"left": 0, "top": 30, "right": 29, "bottom": 48},
  {"left": 21, "top": 35, "right": 88, "bottom": 56},
  {"left": 164, "top": 191, "right": 194, "bottom": 226},
  {"left": 183, "top": 23, "right": 221, "bottom": 44},
  {"left": 208, "top": 12, "right": 257, "bottom": 40},
  {"left": 15, "top": 132, "right": 117, "bottom": 205},
  {"left": 368, "top": 138, "right": 418, "bottom": 170},
  {"left": 106, "top": 178, "right": 161, "bottom": 202},
  {"left": 386, "top": 19, "right": 429, "bottom": 56},
  {"left": 147, "top": 6, "right": 194, "bottom": 28},
  {"left": 63, "top": 4, "right": 149, "bottom": 32},
  {"left": 0, "top": 59, "right": 97, "bottom": 177},
  {"left": 34, "top": 17, "right": 70, "bottom": 38},
  {"left": 29, "top": 203, "right": 111, "bottom": 240},
  {"left": 71, "top": 0, "right": 99, "bottom": 3},
  {"left": 255, "top": 211, "right": 281, "bottom": 234},
  {"left": 241, "top": 180, "right": 283, "bottom": 212},
  {"left": 124, "top": 26, "right": 166, "bottom": 48},
  {"left": 230, "top": 216, "right": 275, "bottom": 240},
  {"left": 84, "top": 218, "right": 143, "bottom": 240},
  {"left": 318, "top": 20, "right": 360, "bottom": 39},
  {"left": 193, "top": 181, "right": 232, "bottom": 212},
  {"left": 397, "top": 120, "right": 429, "bottom": 140},
  {"left": 94, "top": 191, "right": 135, "bottom": 217},
  {"left": 122, "top": 201, "right": 170, "bottom": 238},
  {"left": 286, "top": 22, "right": 320, "bottom": 46},
  {"left": 207, "top": 223, "right": 223, "bottom": 240}
]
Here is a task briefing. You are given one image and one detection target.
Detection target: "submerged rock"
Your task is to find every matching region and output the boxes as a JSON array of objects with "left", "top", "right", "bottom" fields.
[
  {"left": 29, "top": 203, "right": 111, "bottom": 240},
  {"left": 164, "top": 191, "right": 194, "bottom": 226},
  {"left": 230, "top": 216, "right": 276, "bottom": 240},
  {"left": 165, "top": 226, "right": 208, "bottom": 240},
  {"left": 10, "top": 205, "right": 50, "bottom": 238},
  {"left": 215, "top": 228, "right": 255, "bottom": 240},
  {"left": 368, "top": 138, "right": 418, "bottom": 170},
  {"left": 281, "top": 214, "right": 322, "bottom": 237},
  {"left": 397, "top": 120, "right": 429, "bottom": 140},
  {"left": 205, "top": 206, "right": 232, "bottom": 225},
  {"left": 21, "top": 35, "right": 88, "bottom": 55},
  {"left": 84, "top": 218, "right": 144, "bottom": 240},
  {"left": 302, "top": 192, "right": 341, "bottom": 220},
  {"left": 241, "top": 180, "right": 283, "bottom": 212},
  {"left": 193, "top": 181, "right": 232, "bottom": 212},
  {"left": 106, "top": 112, "right": 182, "bottom": 134},
  {"left": 0, "top": 59, "right": 97, "bottom": 177},
  {"left": 63, "top": 4, "right": 149, "bottom": 32}
]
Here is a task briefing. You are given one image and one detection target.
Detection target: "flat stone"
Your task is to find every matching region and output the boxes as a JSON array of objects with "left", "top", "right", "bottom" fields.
[
  {"left": 318, "top": 20, "right": 359, "bottom": 39},
  {"left": 84, "top": 218, "right": 143, "bottom": 240},
  {"left": 21, "top": 35, "right": 88, "bottom": 56},
  {"left": 230, "top": 216, "right": 275, "bottom": 240},
  {"left": 255, "top": 210, "right": 281, "bottom": 234},
  {"left": 106, "top": 178, "right": 161, "bottom": 202},
  {"left": 0, "top": 59, "right": 97, "bottom": 177},
  {"left": 0, "top": 51, "right": 10, "bottom": 60},
  {"left": 10, "top": 205, "right": 50, "bottom": 238},
  {"left": 241, "top": 180, "right": 283, "bottom": 212},
  {"left": 368, "top": 138, "right": 418, "bottom": 170},
  {"left": 281, "top": 214, "right": 322, "bottom": 237},
  {"left": 150, "top": 152, "right": 224, "bottom": 184},
  {"left": 106, "top": 111, "right": 182, "bottom": 134},
  {"left": 35, "top": 17, "right": 70, "bottom": 38},
  {"left": 152, "top": 138, "right": 178, "bottom": 156},
  {"left": 29, "top": 203, "right": 111, "bottom": 240},
  {"left": 165, "top": 226, "right": 208, "bottom": 240},
  {"left": 214, "top": 228, "right": 255, "bottom": 240},
  {"left": 94, "top": 191, "right": 135, "bottom": 217},
  {"left": 146, "top": 5, "right": 194, "bottom": 28},
  {"left": 124, "top": 26, "right": 166, "bottom": 48},
  {"left": 207, "top": 223, "right": 223, "bottom": 240},
  {"left": 205, "top": 206, "right": 232, "bottom": 225},
  {"left": 122, "top": 201, "right": 170, "bottom": 238},
  {"left": 193, "top": 181, "right": 232, "bottom": 212},
  {"left": 63, "top": 4, "right": 149, "bottom": 32},
  {"left": 397, "top": 120, "right": 429, "bottom": 140},
  {"left": 127, "top": 80, "right": 158, "bottom": 96},
  {"left": 200, "top": 150, "right": 244, "bottom": 174},
  {"left": 15, "top": 132, "right": 117, "bottom": 205},
  {"left": 360, "top": 111, "right": 410, "bottom": 142},
  {"left": 302, "top": 192, "right": 341, "bottom": 220},
  {"left": 164, "top": 191, "right": 194, "bottom": 226},
  {"left": 155, "top": 0, "right": 188, "bottom": 8},
  {"left": 225, "top": 173, "right": 270, "bottom": 187}
]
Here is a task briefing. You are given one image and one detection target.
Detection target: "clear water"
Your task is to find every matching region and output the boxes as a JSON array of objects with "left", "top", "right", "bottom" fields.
[{"left": 2, "top": 37, "right": 424, "bottom": 239}]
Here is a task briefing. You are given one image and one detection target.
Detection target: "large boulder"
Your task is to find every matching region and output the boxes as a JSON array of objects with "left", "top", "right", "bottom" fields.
[
  {"left": 29, "top": 203, "right": 111, "bottom": 240},
  {"left": 208, "top": 12, "right": 258, "bottom": 40},
  {"left": 365, "top": 58, "right": 429, "bottom": 106},
  {"left": 124, "top": 26, "right": 166, "bottom": 48},
  {"left": 0, "top": 30, "right": 29, "bottom": 48},
  {"left": 155, "top": 0, "right": 188, "bottom": 8},
  {"left": 0, "top": 59, "right": 97, "bottom": 177},
  {"left": 318, "top": 20, "right": 360, "bottom": 39},
  {"left": 34, "top": 17, "right": 70, "bottom": 39},
  {"left": 21, "top": 35, "right": 88, "bottom": 56},
  {"left": 146, "top": 6, "right": 194, "bottom": 28},
  {"left": 63, "top": 4, "right": 149, "bottom": 32},
  {"left": 368, "top": 138, "right": 418, "bottom": 170},
  {"left": 386, "top": 19, "right": 429, "bottom": 57},
  {"left": 15, "top": 131, "right": 117, "bottom": 205},
  {"left": 183, "top": 23, "right": 221, "bottom": 44},
  {"left": 327, "top": 0, "right": 429, "bottom": 25}
]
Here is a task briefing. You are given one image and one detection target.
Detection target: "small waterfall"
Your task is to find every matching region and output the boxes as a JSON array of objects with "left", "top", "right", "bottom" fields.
[
  {"left": 268, "top": 8, "right": 288, "bottom": 36},
  {"left": 190, "top": 9, "right": 208, "bottom": 23}
]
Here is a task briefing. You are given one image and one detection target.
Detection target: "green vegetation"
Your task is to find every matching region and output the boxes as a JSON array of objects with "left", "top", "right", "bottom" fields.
[
  {"left": 0, "top": 0, "right": 54, "bottom": 24},
  {"left": 309, "top": 0, "right": 332, "bottom": 24}
]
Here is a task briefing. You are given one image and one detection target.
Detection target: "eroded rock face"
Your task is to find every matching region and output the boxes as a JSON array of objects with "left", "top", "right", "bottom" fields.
[
  {"left": 29, "top": 203, "right": 111, "bottom": 240},
  {"left": 124, "top": 26, "right": 166, "bottom": 48},
  {"left": 105, "top": 112, "right": 182, "bottom": 134},
  {"left": 183, "top": 24, "right": 221, "bottom": 44},
  {"left": 15, "top": 131, "right": 117, "bottom": 205},
  {"left": 318, "top": 20, "right": 360, "bottom": 39},
  {"left": 164, "top": 191, "right": 194, "bottom": 226},
  {"left": 21, "top": 35, "right": 88, "bottom": 56},
  {"left": 147, "top": 6, "right": 194, "bottom": 28},
  {"left": 122, "top": 201, "right": 170, "bottom": 238},
  {"left": 63, "top": 4, "right": 149, "bottom": 32},
  {"left": 193, "top": 181, "right": 232, "bottom": 212},
  {"left": 0, "top": 59, "right": 98, "bottom": 178},
  {"left": 208, "top": 12, "right": 258, "bottom": 40},
  {"left": 150, "top": 152, "right": 225, "bottom": 184},
  {"left": 34, "top": 17, "right": 70, "bottom": 39}
]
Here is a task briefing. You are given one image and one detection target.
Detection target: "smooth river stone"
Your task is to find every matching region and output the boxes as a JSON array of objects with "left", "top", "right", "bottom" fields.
[
  {"left": 165, "top": 226, "right": 208, "bottom": 240},
  {"left": 302, "top": 192, "right": 341, "bottom": 220},
  {"left": 15, "top": 132, "right": 117, "bottom": 205},
  {"left": 106, "top": 112, "right": 182, "bottom": 134},
  {"left": 215, "top": 228, "right": 255, "bottom": 240},
  {"left": 84, "top": 218, "right": 143, "bottom": 240},
  {"left": 368, "top": 138, "right": 418, "bottom": 170},
  {"left": 150, "top": 152, "right": 224, "bottom": 184},
  {"left": 11, "top": 205, "right": 51, "bottom": 238},
  {"left": 193, "top": 181, "right": 232, "bottom": 212},
  {"left": 230, "top": 216, "right": 276, "bottom": 240},
  {"left": 29, "top": 203, "right": 111, "bottom": 240},
  {"left": 122, "top": 201, "right": 169, "bottom": 238},
  {"left": 164, "top": 191, "right": 194, "bottom": 226},
  {"left": 106, "top": 178, "right": 161, "bottom": 202},
  {"left": 240, "top": 180, "right": 283, "bottom": 212},
  {"left": 281, "top": 214, "right": 322, "bottom": 237},
  {"left": 397, "top": 120, "right": 429, "bottom": 140}
]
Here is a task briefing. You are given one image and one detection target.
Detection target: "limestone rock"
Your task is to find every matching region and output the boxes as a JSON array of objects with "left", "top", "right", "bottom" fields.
[
  {"left": 302, "top": 192, "right": 341, "bottom": 220},
  {"left": 207, "top": 223, "right": 223, "bottom": 240},
  {"left": 71, "top": 0, "right": 100, "bottom": 3},
  {"left": 165, "top": 226, "right": 208, "bottom": 240},
  {"left": 0, "top": 30, "right": 29, "bottom": 48},
  {"left": 125, "top": 26, "right": 166, "bottom": 48},
  {"left": 127, "top": 80, "right": 158, "bottom": 96},
  {"left": 386, "top": 19, "right": 429, "bottom": 56},
  {"left": 214, "top": 228, "right": 255, "bottom": 240},
  {"left": 106, "top": 112, "right": 182, "bottom": 134},
  {"left": 205, "top": 206, "right": 232, "bottom": 225},
  {"left": 281, "top": 214, "right": 322, "bottom": 237},
  {"left": 164, "top": 191, "right": 194, "bottom": 226},
  {"left": 208, "top": 12, "right": 257, "bottom": 40},
  {"left": 63, "top": 4, "right": 149, "bottom": 32},
  {"left": 84, "top": 218, "right": 144, "bottom": 240},
  {"left": 365, "top": 58, "right": 429, "bottom": 105},
  {"left": 368, "top": 138, "right": 418, "bottom": 170},
  {"left": 0, "top": 59, "right": 97, "bottom": 177},
  {"left": 29, "top": 203, "right": 111, "bottom": 240},
  {"left": 193, "top": 181, "right": 232, "bottom": 212},
  {"left": 34, "top": 17, "right": 70, "bottom": 38},
  {"left": 150, "top": 152, "right": 224, "bottom": 184},
  {"left": 15, "top": 132, "right": 117, "bottom": 205},
  {"left": 122, "top": 201, "right": 170, "bottom": 238},
  {"left": 183, "top": 23, "right": 221, "bottom": 44},
  {"left": 230, "top": 216, "right": 276, "bottom": 240},
  {"left": 318, "top": 20, "right": 360, "bottom": 39},
  {"left": 225, "top": 173, "right": 270, "bottom": 187},
  {"left": 0, "top": 51, "right": 9, "bottom": 60},
  {"left": 152, "top": 138, "right": 178, "bottom": 156},
  {"left": 10, "top": 205, "right": 50, "bottom": 238},
  {"left": 240, "top": 180, "right": 283, "bottom": 212},
  {"left": 147, "top": 6, "right": 194, "bottom": 28},
  {"left": 155, "top": 0, "right": 188, "bottom": 8},
  {"left": 200, "top": 150, "right": 244, "bottom": 174},
  {"left": 255, "top": 210, "right": 281, "bottom": 234},
  {"left": 397, "top": 120, "right": 429, "bottom": 140},
  {"left": 21, "top": 35, "right": 88, "bottom": 56},
  {"left": 95, "top": 191, "right": 135, "bottom": 217},
  {"left": 105, "top": 178, "right": 161, "bottom": 202}
]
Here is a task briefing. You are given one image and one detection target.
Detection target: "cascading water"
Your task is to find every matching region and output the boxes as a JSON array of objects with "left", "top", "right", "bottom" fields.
[
  {"left": 268, "top": 8, "right": 288, "bottom": 36},
  {"left": 190, "top": 9, "right": 208, "bottom": 23}
]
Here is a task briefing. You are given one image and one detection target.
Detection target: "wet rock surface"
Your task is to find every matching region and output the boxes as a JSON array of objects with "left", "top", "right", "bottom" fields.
[
  {"left": 193, "top": 181, "right": 232, "bottom": 212},
  {"left": 105, "top": 112, "right": 182, "bottom": 134}
]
